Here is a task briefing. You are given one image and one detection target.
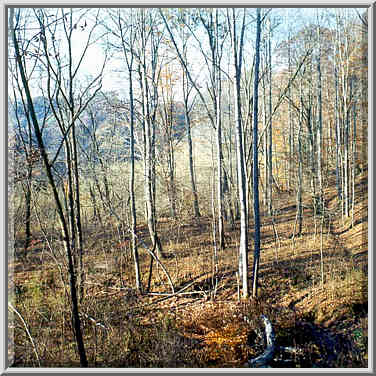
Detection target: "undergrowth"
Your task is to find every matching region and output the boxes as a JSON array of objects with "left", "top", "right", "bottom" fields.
[{"left": 10, "top": 173, "right": 368, "bottom": 368}]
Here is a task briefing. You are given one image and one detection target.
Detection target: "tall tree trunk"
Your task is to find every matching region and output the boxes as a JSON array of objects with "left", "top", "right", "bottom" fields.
[
  {"left": 267, "top": 19, "right": 273, "bottom": 216},
  {"left": 351, "top": 101, "right": 357, "bottom": 226},
  {"left": 288, "top": 30, "right": 293, "bottom": 194},
  {"left": 140, "top": 10, "right": 164, "bottom": 259},
  {"left": 334, "top": 65, "right": 342, "bottom": 202},
  {"left": 69, "top": 91, "right": 85, "bottom": 306},
  {"left": 214, "top": 10, "right": 225, "bottom": 250},
  {"left": 184, "top": 98, "right": 201, "bottom": 218},
  {"left": 226, "top": 77, "right": 237, "bottom": 227},
  {"left": 228, "top": 8, "right": 248, "bottom": 298},
  {"left": 122, "top": 13, "right": 142, "bottom": 291},
  {"left": 168, "top": 138, "right": 177, "bottom": 219},
  {"left": 180, "top": 20, "right": 200, "bottom": 219},
  {"left": 216, "top": 90, "right": 225, "bottom": 250},
  {"left": 10, "top": 9, "right": 88, "bottom": 366},
  {"left": 316, "top": 26, "right": 323, "bottom": 214},
  {"left": 297, "top": 80, "right": 304, "bottom": 236},
  {"left": 262, "top": 50, "right": 268, "bottom": 210},
  {"left": 251, "top": 8, "right": 262, "bottom": 298},
  {"left": 343, "top": 79, "right": 351, "bottom": 218}
]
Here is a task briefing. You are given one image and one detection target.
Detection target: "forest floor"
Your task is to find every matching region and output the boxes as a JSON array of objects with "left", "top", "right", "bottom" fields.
[{"left": 11, "top": 169, "right": 368, "bottom": 368}]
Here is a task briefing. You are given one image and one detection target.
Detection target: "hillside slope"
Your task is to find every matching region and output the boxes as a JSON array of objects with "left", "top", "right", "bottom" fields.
[{"left": 12, "top": 170, "right": 368, "bottom": 368}]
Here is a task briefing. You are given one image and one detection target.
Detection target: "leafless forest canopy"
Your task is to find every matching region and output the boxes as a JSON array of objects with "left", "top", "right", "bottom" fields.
[{"left": 8, "top": 7, "right": 368, "bottom": 368}]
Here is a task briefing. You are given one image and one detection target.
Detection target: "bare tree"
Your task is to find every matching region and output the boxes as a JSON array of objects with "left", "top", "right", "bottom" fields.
[
  {"left": 160, "top": 8, "right": 228, "bottom": 247},
  {"left": 227, "top": 8, "right": 249, "bottom": 298},
  {"left": 251, "top": 8, "right": 262, "bottom": 298},
  {"left": 137, "top": 9, "right": 166, "bottom": 262},
  {"left": 114, "top": 8, "right": 142, "bottom": 291},
  {"left": 9, "top": 8, "right": 89, "bottom": 366},
  {"left": 10, "top": 7, "right": 106, "bottom": 366}
]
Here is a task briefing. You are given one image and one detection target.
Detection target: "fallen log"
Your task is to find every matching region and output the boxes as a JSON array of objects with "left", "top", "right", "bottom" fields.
[{"left": 245, "top": 315, "right": 275, "bottom": 368}]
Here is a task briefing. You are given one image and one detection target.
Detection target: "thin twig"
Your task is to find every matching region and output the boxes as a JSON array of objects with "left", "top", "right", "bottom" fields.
[
  {"left": 146, "top": 279, "right": 202, "bottom": 297},
  {"left": 147, "top": 290, "right": 208, "bottom": 297},
  {"left": 8, "top": 302, "right": 41, "bottom": 366}
]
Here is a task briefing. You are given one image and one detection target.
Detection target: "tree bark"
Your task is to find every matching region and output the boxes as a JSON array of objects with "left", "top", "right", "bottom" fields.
[
  {"left": 184, "top": 96, "right": 201, "bottom": 218},
  {"left": 119, "top": 9, "right": 142, "bottom": 291},
  {"left": 251, "top": 8, "right": 262, "bottom": 299},
  {"left": 267, "top": 18, "right": 273, "bottom": 216},
  {"left": 228, "top": 8, "right": 249, "bottom": 298},
  {"left": 316, "top": 25, "right": 323, "bottom": 215},
  {"left": 139, "top": 9, "right": 164, "bottom": 259},
  {"left": 213, "top": 10, "right": 225, "bottom": 250}
]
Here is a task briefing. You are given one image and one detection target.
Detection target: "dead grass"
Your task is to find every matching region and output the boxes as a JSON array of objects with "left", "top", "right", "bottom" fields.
[{"left": 10, "top": 169, "right": 368, "bottom": 368}]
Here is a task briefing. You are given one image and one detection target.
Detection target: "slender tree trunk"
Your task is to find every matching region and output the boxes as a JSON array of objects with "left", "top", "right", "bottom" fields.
[
  {"left": 334, "top": 65, "right": 342, "bottom": 201},
  {"left": 167, "top": 133, "right": 177, "bottom": 219},
  {"left": 316, "top": 26, "right": 323, "bottom": 214},
  {"left": 139, "top": 10, "right": 164, "bottom": 259},
  {"left": 180, "top": 15, "right": 201, "bottom": 219},
  {"left": 125, "top": 25, "right": 141, "bottom": 291},
  {"left": 24, "top": 167, "right": 32, "bottom": 254},
  {"left": 184, "top": 100, "right": 201, "bottom": 218},
  {"left": 251, "top": 8, "right": 262, "bottom": 298},
  {"left": 214, "top": 10, "right": 225, "bottom": 249},
  {"left": 229, "top": 8, "right": 248, "bottom": 298},
  {"left": 216, "top": 91, "right": 225, "bottom": 250},
  {"left": 64, "top": 139, "right": 77, "bottom": 270},
  {"left": 344, "top": 82, "right": 351, "bottom": 217},
  {"left": 226, "top": 78, "right": 237, "bottom": 227},
  {"left": 297, "top": 80, "right": 304, "bottom": 236},
  {"left": 262, "top": 51, "right": 268, "bottom": 210},
  {"left": 288, "top": 30, "right": 293, "bottom": 194},
  {"left": 267, "top": 20, "right": 273, "bottom": 216},
  {"left": 351, "top": 101, "right": 357, "bottom": 226},
  {"left": 70, "top": 104, "right": 85, "bottom": 305},
  {"left": 10, "top": 9, "right": 88, "bottom": 366},
  {"left": 338, "top": 22, "right": 350, "bottom": 218}
]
